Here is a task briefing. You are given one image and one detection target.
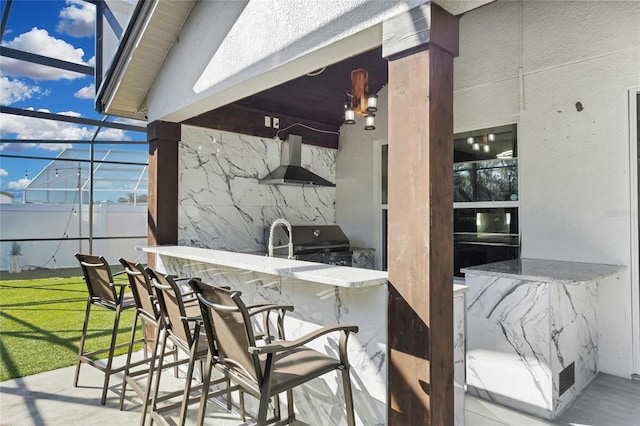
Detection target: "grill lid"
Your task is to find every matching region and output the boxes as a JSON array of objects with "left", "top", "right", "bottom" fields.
[{"left": 270, "top": 225, "right": 350, "bottom": 254}]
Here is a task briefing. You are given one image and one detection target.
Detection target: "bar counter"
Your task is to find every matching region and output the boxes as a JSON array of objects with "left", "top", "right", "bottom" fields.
[{"left": 140, "top": 245, "right": 468, "bottom": 425}]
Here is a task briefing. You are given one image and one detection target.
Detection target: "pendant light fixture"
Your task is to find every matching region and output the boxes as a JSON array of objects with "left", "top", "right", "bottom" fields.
[{"left": 343, "top": 68, "right": 377, "bottom": 130}]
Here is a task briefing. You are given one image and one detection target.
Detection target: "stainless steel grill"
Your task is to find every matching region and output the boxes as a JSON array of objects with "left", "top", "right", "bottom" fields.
[{"left": 269, "top": 224, "right": 353, "bottom": 266}]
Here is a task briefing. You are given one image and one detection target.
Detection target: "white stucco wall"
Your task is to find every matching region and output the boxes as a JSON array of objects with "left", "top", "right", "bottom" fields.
[
  {"left": 336, "top": 0, "right": 640, "bottom": 377},
  {"left": 146, "top": 0, "right": 427, "bottom": 122},
  {"left": 454, "top": 1, "right": 639, "bottom": 268}
]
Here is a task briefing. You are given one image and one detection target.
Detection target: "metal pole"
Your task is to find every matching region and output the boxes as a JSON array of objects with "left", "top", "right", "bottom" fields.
[
  {"left": 88, "top": 116, "right": 108, "bottom": 254},
  {"left": 89, "top": 142, "right": 94, "bottom": 253},
  {"left": 77, "top": 164, "right": 82, "bottom": 253}
]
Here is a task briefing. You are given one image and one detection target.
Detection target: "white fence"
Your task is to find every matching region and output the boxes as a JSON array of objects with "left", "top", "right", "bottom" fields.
[{"left": 0, "top": 203, "right": 147, "bottom": 272}]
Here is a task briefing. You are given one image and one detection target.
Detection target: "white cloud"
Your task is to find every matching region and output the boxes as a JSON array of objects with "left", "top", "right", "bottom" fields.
[
  {"left": 0, "top": 27, "right": 90, "bottom": 80},
  {"left": 57, "top": 0, "right": 96, "bottom": 38},
  {"left": 57, "top": 110, "right": 82, "bottom": 118},
  {"left": 0, "top": 110, "right": 113, "bottom": 148},
  {"left": 0, "top": 169, "right": 8, "bottom": 177},
  {"left": 74, "top": 84, "right": 94, "bottom": 99},
  {"left": 37, "top": 143, "right": 74, "bottom": 151},
  {"left": 0, "top": 142, "right": 37, "bottom": 152},
  {"left": 0, "top": 109, "right": 131, "bottom": 149},
  {"left": 7, "top": 178, "right": 31, "bottom": 190},
  {"left": 0, "top": 76, "right": 47, "bottom": 104},
  {"left": 95, "top": 127, "right": 129, "bottom": 141}
]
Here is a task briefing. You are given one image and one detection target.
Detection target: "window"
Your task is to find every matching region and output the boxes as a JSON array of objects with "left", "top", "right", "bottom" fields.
[
  {"left": 453, "top": 123, "right": 520, "bottom": 277},
  {"left": 454, "top": 123, "right": 518, "bottom": 202}
]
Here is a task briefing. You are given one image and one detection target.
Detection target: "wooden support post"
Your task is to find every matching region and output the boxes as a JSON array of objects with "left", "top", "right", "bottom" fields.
[
  {"left": 147, "top": 121, "right": 180, "bottom": 267},
  {"left": 383, "top": 3, "right": 459, "bottom": 425}
]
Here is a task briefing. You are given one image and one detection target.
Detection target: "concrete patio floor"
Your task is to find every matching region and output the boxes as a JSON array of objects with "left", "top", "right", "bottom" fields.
[
  {"left": 0, "top": 353, "right": 252, "bottom": 426},
  {"left": 1, "top": 353, "right": 639, "bottom": 426}
]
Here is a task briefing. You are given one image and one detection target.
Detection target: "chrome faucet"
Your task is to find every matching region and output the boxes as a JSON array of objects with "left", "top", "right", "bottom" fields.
[{"left": 268, "top": 218, "right": 294, "bottom": 259}]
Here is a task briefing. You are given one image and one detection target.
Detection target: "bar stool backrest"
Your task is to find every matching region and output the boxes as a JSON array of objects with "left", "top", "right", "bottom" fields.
[
  {"left": 119, "top": 258, "right": 157, "bottom": 320},
  {"left": 145, "top": 267, "right": 194, "bottom": 351},
  {"left": 190, "top": 281, "right": 262, "bottom": 384},
  {"left": 75, "top": 253, "right": 118, "bottom": 304}
]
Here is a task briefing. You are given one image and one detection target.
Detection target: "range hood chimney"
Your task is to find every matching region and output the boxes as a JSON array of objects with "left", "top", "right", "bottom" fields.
[{"left": 259, "top": 134, "right": 335, "bottom": 187}]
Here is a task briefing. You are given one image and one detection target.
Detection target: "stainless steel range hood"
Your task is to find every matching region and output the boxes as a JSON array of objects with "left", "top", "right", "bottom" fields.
[{"left": 259, "top": 134, "right": 335, "bottom": 187}]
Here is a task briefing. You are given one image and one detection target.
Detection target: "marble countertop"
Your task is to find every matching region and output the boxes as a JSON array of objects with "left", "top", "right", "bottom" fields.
[
  {"left": 140, "top": 245, "right": 388, "bottom": 288},
  {"left": 140, "top": 245, "right": 469, "bottom": 294},
  {"left": 461, "top": 258, "right": 624, "bottom": 283},
  {"left": 453, "top": 284, "right": 469, "bottom": 294}
]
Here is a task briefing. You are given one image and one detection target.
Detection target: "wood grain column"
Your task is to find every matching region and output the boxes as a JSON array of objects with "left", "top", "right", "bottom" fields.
[
  {"left": 383, "top": 4, "right": 459, "bottom": 425},
  {"left": 147, "top": 120, "right": 180, "bottom": 267}
]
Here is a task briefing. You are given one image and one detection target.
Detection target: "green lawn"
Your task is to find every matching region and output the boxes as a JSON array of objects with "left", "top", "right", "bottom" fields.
[{"left": 0, "top": 270, "right": 138, "bottom": 382}]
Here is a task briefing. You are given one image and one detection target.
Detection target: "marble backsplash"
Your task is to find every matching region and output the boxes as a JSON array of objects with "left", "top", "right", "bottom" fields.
[
  {"left": 352, "top": 248, "right": 375, "bottom": 269},
  {"left": 179, "top": 126, "right": 336, "bottom": 252}
]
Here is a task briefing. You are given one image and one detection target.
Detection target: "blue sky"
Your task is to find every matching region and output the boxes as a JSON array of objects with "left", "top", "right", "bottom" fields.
[{"left": 0, "top": 0, "right": 146, "bottom": 200}]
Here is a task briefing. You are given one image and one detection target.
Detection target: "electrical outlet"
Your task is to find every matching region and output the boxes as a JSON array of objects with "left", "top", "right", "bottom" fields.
[
  {"left": 273, "top": 117, "right": 280, "bottom": 129},
  {"left": 264, "top": 116, "right": 271, "bottom": 127}
]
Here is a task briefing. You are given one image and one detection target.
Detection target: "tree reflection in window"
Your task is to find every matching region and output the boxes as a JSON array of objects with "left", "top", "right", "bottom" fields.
[{"left": 454, "top": 159, "right": 518, "bottom": 202}]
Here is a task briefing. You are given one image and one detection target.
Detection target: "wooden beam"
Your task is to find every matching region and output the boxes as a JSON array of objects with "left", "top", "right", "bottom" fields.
[
  {"left": 350, "top": 68, "right": 369, "bottom": 116},
  {"left": 384, "top": 3, "right": 458, "bottom": 425},
  {"left": 382, "top": 3, "right": 459, "bottom": 60},
  {"left": 147, "top": 120, "right": 180, "bottom": 267},
  {"left": 182, "top": 104, "right": 339, "bottom": 149}
]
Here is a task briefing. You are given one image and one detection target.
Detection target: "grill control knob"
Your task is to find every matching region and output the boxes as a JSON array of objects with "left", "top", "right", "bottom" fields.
[{"left": 313, "top": 228, "right": 321, "bottom": 237}]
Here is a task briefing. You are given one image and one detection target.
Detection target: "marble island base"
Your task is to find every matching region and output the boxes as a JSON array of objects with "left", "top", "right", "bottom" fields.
[{"left": 462, "top": 258, "right": 623, "bottom": 420}]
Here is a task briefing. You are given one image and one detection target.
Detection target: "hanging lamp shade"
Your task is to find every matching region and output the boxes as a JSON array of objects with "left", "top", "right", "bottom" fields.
[
  {"left": 344, "top": 106, "right": 356, "bottom": 124},
  {"left": 366, "top": 93, "right": 378, "bottom": 112},
  {"left": 364, "top": 113, "right": 375, "bottom": 130}
]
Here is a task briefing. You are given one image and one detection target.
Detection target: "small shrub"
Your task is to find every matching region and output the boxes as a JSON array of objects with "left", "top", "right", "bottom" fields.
[{"left": 10, "top": 242, "right": 22, "bottom": 256}]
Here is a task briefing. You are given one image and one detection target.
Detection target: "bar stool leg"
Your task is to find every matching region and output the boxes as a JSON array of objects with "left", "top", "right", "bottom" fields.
[
  {"left": 141, "top": 319, "right": 164, "bottom": 426},
  {"left": 73, "top": 299, "right": 92, "bottom": 387},
  {"left": 119, "top": 310, "right": 141, "bottom": 409},
  {"left": 147, "top": 324, "right": 170, "bottom": 426},
  {"left": 100, "top": 304, "right": 123, "bottom": 405}
]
